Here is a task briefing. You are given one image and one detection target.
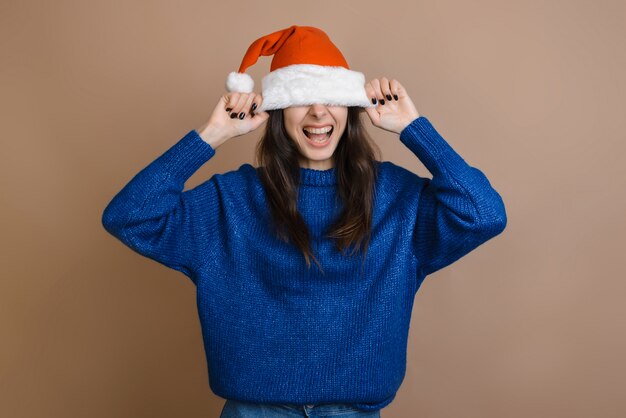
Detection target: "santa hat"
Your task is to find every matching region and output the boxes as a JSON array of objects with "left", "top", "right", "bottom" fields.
[{"left": 225, "top": 25, "right": 375, "bottom": 112}]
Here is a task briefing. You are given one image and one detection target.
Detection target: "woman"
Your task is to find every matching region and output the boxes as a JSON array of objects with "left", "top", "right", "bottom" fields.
[{"left": 102, "top": 25, "right": 507, "bottom": 418}]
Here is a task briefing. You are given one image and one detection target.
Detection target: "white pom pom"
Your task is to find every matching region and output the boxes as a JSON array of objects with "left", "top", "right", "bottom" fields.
[{"left": 226, "top": 71, "right": 254, "bottom": 93}]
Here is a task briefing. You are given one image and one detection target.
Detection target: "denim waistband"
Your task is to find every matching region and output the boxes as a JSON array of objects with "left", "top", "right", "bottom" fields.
[{"left": 278, "top": 403, "right": 367, "bottom": 413}]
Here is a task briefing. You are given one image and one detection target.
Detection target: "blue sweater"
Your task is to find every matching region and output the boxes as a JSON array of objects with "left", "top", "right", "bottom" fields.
[{"left": 101, "top": 115, "right": 507, "bottom": 411}]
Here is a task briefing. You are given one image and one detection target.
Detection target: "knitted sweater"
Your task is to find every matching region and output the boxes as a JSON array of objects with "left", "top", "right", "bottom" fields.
[{"left": 101, "top": 115, "right": 507, "bottom": 411}]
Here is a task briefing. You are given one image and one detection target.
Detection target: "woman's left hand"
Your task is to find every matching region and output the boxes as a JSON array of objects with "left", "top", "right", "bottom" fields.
[{"left": 363, "top": 77, "right": 420, "bottom": 135}]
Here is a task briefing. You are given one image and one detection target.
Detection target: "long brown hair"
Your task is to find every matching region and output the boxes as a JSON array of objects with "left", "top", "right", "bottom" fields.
[{"left": 254, "top": 106, "right": 382, "bottom": 274}]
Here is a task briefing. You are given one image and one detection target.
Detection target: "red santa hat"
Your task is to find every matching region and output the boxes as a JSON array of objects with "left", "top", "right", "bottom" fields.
[{"left": 225, "top": 25, "right": 374, "bottom": 112}]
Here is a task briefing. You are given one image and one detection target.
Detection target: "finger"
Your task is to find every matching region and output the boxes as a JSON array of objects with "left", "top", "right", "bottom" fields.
[
  {"left": 249, "top": 93, "right": 261, "bottom": 117},
  {"left": 389, "top": 79, "right": 403, "bottom": 100},
  {"left": 380, "top": 77, "right": 393, "bottom": 102},
  {"left": 364, "top": 82, "right": 378, "bottom": 106},
  {"left": 225, "top": 92, "right": 239, "bottom": 112},
  {"left": 240, "top": 93, "right": 255, "bottom": 119},
  {"left": 219, "top": 94, "right": 233, "bottom": 114},
  {"left": 250, "top": 108, "right": 270, "bottom": 126},
  {"left": 252, "top": 109, "right": 269, "bottom": 121},
  {"left": 229, "top": 93, "right": 249, "bottom": 119},
  {"left": 363, "top": 104, "right": 381, "bottom": 126},
  {"left": 252, "top": 95, "right": 269, "bottom": 120},
  {"left": 370, "top": 78, "right": 385, "bottom": 105},
  {"left": 220, "top": 93, "right": 230, "bottom": 109}
]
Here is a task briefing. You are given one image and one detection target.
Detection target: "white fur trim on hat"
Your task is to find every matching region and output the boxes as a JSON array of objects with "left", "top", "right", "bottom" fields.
[
  {"left": 226, "top": 71, "right": 254, "bottom": 93},
  {"left": 256, "top": 64, "right": 376, "bottom": 112}
]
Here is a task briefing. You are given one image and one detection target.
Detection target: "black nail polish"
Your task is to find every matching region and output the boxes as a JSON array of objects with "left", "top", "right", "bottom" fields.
[
  {"left": 238, "top": 112, "right": 245, "bottom": 119},
  {"left": 386, "top": 94, "right": 392, "bottom": 100},
  {"left": 230, "top": 112, "right": 237, "bottom": 118},
  {"left": 251, "top": 103, "right": 257, "bottom": 111},
  {"left": 380, "top": 99, "right": 385, "bottom": 105},
  {"left": 371, "top": 97, "right": 377, "bottom": 104},
  {"left": 226, "top": 107, "right": 232, "bottom": 112},
  {"left": 393, "top": 95, "right": 398, "bottom": 101}
]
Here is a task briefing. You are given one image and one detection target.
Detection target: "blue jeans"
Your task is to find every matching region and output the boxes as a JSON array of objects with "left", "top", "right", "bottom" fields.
[{"left": 219, "top": 399, "right": 382, "bottom": 417}]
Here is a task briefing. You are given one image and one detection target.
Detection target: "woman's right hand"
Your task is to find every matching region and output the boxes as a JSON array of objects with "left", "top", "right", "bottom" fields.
[{"left": 197, "top": 92, "right": 270, "bottom": 148}]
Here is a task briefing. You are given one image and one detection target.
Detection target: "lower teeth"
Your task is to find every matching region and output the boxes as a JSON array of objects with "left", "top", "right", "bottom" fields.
[{"left": 305, "top": 130, "right": 332, "bottom": 142}]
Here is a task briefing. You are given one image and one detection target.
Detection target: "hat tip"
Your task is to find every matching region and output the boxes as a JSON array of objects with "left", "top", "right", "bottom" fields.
[{"left": 226, "top": 71, "right": 254, "bottom": 93}]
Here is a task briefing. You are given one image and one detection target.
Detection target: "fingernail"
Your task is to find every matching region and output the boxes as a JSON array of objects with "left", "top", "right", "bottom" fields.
[
  {"left": 238, "top": 112, "right": 245, "bottom": 119},
  {"left": 251, "top": 103, "right": 257, "bottom": 111},
  {"left": 230, "top": 112, "right": 237, "bottom": 118},
  {"left": 226, "top": 107, "right": 232, "bottom": 112},
  {"left": 371, "top": 97, "right": 377, "bottom": 105},
  {"left": 386, "top": 94, "right": 392, "bottom": 101},
  {"left": 380, "top": 99, "right": 385, "bottom": 105}
]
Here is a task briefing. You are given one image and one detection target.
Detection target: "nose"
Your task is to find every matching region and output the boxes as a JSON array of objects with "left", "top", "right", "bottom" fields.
[{"left": 308, "top": 103, "right": 328, "bottom": 116}]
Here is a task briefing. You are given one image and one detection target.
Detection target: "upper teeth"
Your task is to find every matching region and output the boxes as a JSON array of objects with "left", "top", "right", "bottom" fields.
[{"left": 303, "top": 126, "right": 332, "bottom": 134}]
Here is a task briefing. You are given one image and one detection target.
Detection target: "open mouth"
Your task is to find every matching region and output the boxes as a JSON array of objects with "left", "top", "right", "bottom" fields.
[{"left": 303, "top": 126, "right": 334, "bottom": 143}]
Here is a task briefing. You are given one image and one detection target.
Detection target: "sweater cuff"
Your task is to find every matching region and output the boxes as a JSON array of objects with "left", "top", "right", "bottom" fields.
[
  {"left": 399, "top": 116, "right": 471, "bottom": 176},
  {"left": 157, "top": 129, "right": 216, "bottom": 180}
]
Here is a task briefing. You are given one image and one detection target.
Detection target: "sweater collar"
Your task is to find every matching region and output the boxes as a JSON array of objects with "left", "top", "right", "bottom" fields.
[{"left": 299, "top": 165, "right": 337, "bottom": 186}]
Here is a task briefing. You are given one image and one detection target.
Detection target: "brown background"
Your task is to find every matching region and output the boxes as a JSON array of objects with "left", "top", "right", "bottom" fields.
[{"left": 2, "top": 0, "right": 625, "bottom": 417}]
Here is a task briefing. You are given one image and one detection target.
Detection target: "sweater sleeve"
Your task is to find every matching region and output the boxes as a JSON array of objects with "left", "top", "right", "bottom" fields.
[
  {"left": 101, "top": 129, "right": 219, "bottom": 282},
  {"left": 399, "top": 116, "right": 507, "bottom": 277}
]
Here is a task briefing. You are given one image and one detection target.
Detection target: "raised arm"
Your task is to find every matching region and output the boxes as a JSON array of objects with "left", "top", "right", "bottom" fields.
[
  {"left": 101, "top": 92, "right": 269, "bottom": 282},
  {"left": 101, "top": 130, "right": 219, "bottom": 282},
  {"left": 399, "top": 116, "right": 507, "bottom": 277}
]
